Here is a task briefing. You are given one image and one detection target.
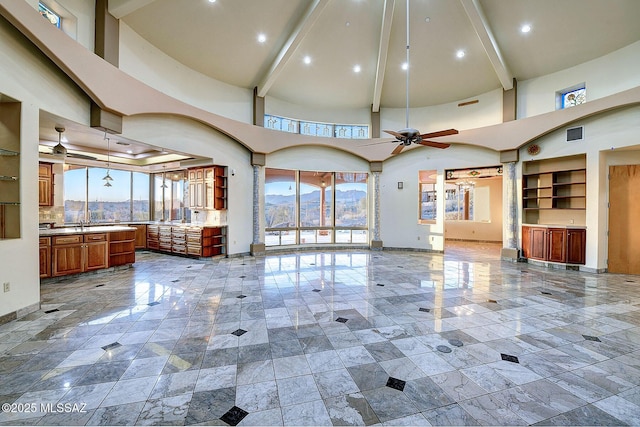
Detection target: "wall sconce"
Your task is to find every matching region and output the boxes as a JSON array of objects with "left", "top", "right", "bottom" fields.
[{"left": 397, "top": 182, "right": 403, "bottom": 189}]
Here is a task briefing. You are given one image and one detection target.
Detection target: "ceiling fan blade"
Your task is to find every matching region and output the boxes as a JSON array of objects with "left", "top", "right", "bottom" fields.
[
  {"left": 419, "top": 128, "right": 458, "bottom": 139},
  {"left": 67, "top": 153, "right": 98, "bottom": 160},
  {"left": 391, "top": 144, "right": 405, "bottom": 155},
  {"left": 383, "top": 130, "right": 405, "bottom": 139},
  {"left": 417, "top": 140, "right": 451, "bottom": 149}
]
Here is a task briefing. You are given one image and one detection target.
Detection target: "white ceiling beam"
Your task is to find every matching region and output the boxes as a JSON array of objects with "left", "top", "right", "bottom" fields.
[
  {"left": 256, "top": 0, "right": 330, "bottom": 98},
  {"left": 460, "top": 0, "right": 513, "bottom": 90},
  {"left": 108, "top": 0, "right": 156, "bottom": 19},
  {"left": 372, "top": 0, "right": 395, "bottom": 113}
]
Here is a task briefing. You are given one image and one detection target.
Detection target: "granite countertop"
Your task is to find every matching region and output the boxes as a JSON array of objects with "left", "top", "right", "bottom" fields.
[{"left": 39, "top": 225, "right": 137, "bottom": 236}]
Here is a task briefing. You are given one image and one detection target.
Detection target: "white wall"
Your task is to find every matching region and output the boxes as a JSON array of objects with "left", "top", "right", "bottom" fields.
[
  {"left": 380, "top": 144, "right": 501, "bottom": 251},
  {"left": 518, "top": 40, "right": 640, "bottom": 119},
  {"left": 0, "top": 16, "right": 90, "bottom": 319},
  {"left": 118, "top": 22, "right": 253, "bottom": 124}
]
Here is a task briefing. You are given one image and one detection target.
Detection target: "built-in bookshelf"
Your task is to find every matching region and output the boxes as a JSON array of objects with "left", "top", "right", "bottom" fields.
[
  {"left": 522, "top": 154, "right": 586, "bottom": 225},
  {"left": 0, "top": 102, "right": 20, "bottom": 239}
]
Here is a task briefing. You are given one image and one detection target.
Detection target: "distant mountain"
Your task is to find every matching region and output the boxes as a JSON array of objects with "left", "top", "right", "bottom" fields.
[{"left": 266, "top": 189, "right": 365, "bottom": 205}]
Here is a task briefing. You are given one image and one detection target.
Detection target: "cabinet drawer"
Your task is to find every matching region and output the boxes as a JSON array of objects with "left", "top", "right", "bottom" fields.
[
  {"left": 84, "top": 233, "right": 107, "bottom": 242},
  {"left": 53, "top": 235, "right": 82, "bottom": 245},
  {"left": 39, "top": 237, "right": 51, "bottom": 246}
]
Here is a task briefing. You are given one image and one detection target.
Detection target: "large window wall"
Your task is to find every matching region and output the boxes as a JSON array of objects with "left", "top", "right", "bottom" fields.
[
  {"left": 265, "top": 168, "right": 368, "bottom": 246},
  {"left": 64, "top": 165, "right": 150, "bottom": 223}
]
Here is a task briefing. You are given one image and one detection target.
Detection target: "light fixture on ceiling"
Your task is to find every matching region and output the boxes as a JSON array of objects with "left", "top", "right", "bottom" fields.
[
  {"left": 353, "top": 64, "right": 361, "bottom": 73},
  {"left": 53, "top": 126, "right": 68, "bottom": 156},
  {"left": 521, "top": 24, "right": 531, "bottom": 33},
  {"left": 303, "top": 55, "right": 311, "bottom": 65},
  {"left": 456, "top": 50, "right": 466, "bottom": 59},
  {"left": 257, "top": 33, "right": 266, "bottom": 43},
  {"left": 401, "top": 62, "right": 408, "bottom": 71},
  {"left": 103, "top": 134, "right": 113, "bottom": 187}
]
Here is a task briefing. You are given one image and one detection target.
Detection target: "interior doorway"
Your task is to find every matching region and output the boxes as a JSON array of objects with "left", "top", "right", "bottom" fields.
[{"left": 608, "top": 164, "right": 640, "bottom": 274}]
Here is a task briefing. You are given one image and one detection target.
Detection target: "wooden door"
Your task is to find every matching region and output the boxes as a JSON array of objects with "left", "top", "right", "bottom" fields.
[
  {"left": 547, "top": 228, "right": 567, "bottom": 263},
  {"left": 609, "top": 165, "right": 640, "bottom": 274}
]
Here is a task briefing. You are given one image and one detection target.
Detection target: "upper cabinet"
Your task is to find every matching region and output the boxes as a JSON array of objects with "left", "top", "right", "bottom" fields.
[
  {"left": 39, "top": 163, "right": 54, "bottom": 207},
  {"left": 0, "top": 102, "right": 21, "bottom": 239},
  {"left": 522, "top": 154, "right": 586, "bottom": 226},
  {"left": 188, "top": 166, "right": 227, "bottom": 211}
]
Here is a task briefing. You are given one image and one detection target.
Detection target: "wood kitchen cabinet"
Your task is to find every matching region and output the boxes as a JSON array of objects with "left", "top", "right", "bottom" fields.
[
  {"left": 39, "top": 237, "right": 51, "bottom": 278},
  {"left": 52, "top": 233, "right": 108, "bottom": 277},
  {"left": 147, "top": 225, "right": 227, "bottom": 257},
  {"left": 187, "top": 166, "right": 227, "bottom": 210},
  {"left": 521, "top": 226, "right": 585, "bottom": 265},
  {"left": 109, "top": 230, "right": 136, "bottom": 267},
  {"left": 38, "top": 162, "right": 53, "bottom": 207}
]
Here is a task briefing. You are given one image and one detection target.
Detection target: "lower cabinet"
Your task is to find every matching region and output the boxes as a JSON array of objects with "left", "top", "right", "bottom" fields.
[
  {"left": 521, "top": 226, "right": 585, "bottom": 265},
  {"left": 146, "top": 225, "right": 227, "bottom": 257},
  {"left": 39, "top": 237, "right": 51, "bottom": 279},
  {"left": 52, "top": 233, "right": 108, "bottom": 277},
  {"left": 109, "top": 230, "right": 136, "bottom": 267}
]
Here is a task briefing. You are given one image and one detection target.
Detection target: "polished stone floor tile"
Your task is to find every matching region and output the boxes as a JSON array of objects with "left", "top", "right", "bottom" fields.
[{"left": 2, "top": 244, "right": 640, "bottom": 425}]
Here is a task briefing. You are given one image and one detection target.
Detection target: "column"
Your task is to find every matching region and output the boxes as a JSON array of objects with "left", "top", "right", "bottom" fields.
[
  {"left": 501, "top": 158, "right": 519, "bottom": 261},
  {"left": 370, "top": 162, "right": 383, "bottom": 249},
  {"left": 250, "top": 153, "right": 266, "bottom": 255}
]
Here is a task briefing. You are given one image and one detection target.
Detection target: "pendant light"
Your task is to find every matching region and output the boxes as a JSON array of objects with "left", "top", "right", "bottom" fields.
[{"left": 103, "top": 135, "right": 113, "bottom": 187}]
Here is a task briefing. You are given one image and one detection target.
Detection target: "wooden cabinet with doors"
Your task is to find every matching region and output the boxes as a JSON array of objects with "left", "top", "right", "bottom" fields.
[
  {"left": 39, "top": 237, "right": 51, "bottom": 278},
  {"left": 146, "top": 225, "right": 227, "bottom": 257},
  {"left": 38, "top": 162, "right": 53, "bottom": 207},
  {"left": 188, "top": 166, "right": 227, "bottom": 210},
  {"left": 52, "top": 233, "right": 108, "bottom": 277},
  {"left": 521, "top": 226, "right": 585, "bottom": 265}
]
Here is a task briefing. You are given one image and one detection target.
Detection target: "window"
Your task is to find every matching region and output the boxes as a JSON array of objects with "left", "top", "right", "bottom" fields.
[
  {"left": 264, "top": 114, "right": 368, "bottom": 139},
  {"left": 265, "top": 169, "right": 368, "bottom": 246},
  {"left": 419, "top": 170, "right": 437, "bottom": 222},
  {"left": 39, "top": 2, "right": 61, "bottom": 28},
  {"left": 64, "top": 166, "right": 150, "bottom": 222},
  {"left": 445, "top": 182, "right": 475, "bottom": 220},
  {"left": 63, "top": 165, "right": 86, "bottom": 223},
  {"left": 152, "top": 171, "right": 187, "bottom": 222},
  {"left": 556, "top": 84, "right": 586, "bottom": 110}
]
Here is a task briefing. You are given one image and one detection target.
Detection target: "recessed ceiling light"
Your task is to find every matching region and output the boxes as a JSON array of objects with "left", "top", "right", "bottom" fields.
[
  {"left": 126, "top": 150, "right": 133, "bottom": 154},
  {"left": 257, "top": 33, "right": 266, "bottom": 43},
  {"left": 401, "top": 62, "right": 408, "bottom": 71},
  {"left": 353, "top": 65, "right": 361, "bottom": 73},
  {"left": 303, "top": 55, "right": 311, "bottom": 65},
  {"left": 346, "top": 21, "right": 350, "bottom": 27},
  {"left": 456, "top": 50, "right": 465, "bottom": 58},
  {"left": 521, "top": 24, "right": 531, "bottom": 33},
  {"left": 208, "top": 0, "right": 216, "bottom": 3},
  {"left": 425, "top": 17, "right": 430, "bottom": 23}
]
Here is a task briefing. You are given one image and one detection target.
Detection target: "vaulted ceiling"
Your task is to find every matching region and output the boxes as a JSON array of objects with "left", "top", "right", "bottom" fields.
[{"left": 113, "top": 0, "right": 640, "bottom": 110}]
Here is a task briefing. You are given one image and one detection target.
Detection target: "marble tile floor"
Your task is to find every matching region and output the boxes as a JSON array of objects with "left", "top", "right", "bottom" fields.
[{"left": 1, "top": 242, "right": 640, "bottom": 426}]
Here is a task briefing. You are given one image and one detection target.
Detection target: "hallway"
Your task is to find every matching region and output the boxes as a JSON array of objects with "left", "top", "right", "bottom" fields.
[{"left": 0, "top": 243, "right": 639, "bottom": 425}]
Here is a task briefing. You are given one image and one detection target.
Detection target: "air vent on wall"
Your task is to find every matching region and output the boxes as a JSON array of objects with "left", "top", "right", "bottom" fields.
[{"left": 566, "top": 126, "right": 584, "bottom": 142}]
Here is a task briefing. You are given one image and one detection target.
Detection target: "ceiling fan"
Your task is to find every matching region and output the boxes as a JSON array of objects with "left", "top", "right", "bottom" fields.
[
  {"left": 383, "top": 0, "right": 458, "bottom": 155},
  {"left": 51, "top": 126, "right": 97, "bottom": 161}
]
